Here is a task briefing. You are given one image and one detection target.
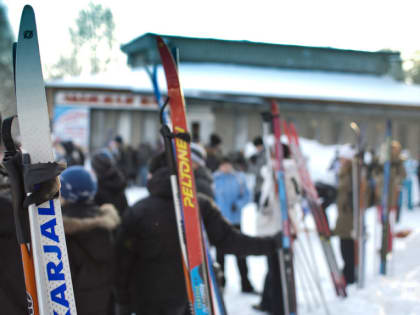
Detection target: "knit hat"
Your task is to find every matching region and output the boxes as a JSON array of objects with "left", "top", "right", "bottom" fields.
[
  {"left": 60, "top": 166, "right": 97, "bottom": 203},
  {"left": 339, "top": 144, "right": 355, "bottom": 160},
  {"left": 149, "top": 152, "right": 167, "bottom": 175},
  {"left": 253, "top": 136, "right": 264, "bottom": 147},
  {"left": 209, "top": 133, "right": 222, "bottom": 147},
  {"left": 91, "top": 151, "right": 112, "bottom": 175},
  {"left": 114, "top": 135, "right": 123, "bottom": 144},
  {"left": 190, "top": 143, "right": 207, "bottom": 167}
]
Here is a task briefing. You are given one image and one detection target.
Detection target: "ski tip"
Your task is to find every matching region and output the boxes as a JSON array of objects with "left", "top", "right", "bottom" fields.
[
  {"left": 21, "top": 4, "right": 35, "bottom": 18},
  {"left": 23, "top": 4, "right": 34, "bottom": 11},
  {"left": 18, "top": 5, "right": 36, "bottom": 42}
]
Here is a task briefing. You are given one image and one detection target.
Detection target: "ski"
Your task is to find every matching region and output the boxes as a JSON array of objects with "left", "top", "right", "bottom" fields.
[
  {"left": 285, "top": 121, "right": 347, "bottom": 297},
  {"left": 350, "top": 122, "right": 367, "bottom": 288},
  {"left": 380, "top": 120, "right": 392, "bottom": 275},
  {"left": 10, "top": 5, "right": 77, "bottom": 314},
  {"left": 262, "top": 101, "right": 298, "bottom": 315},
  {"left": 156, "top": 35, "right": 214, "bottom": 315}
]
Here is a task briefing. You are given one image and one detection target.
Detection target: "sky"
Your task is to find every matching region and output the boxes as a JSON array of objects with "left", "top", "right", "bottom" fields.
[{"left": 3, "top": 0, "right": 420, "bottom": 74}]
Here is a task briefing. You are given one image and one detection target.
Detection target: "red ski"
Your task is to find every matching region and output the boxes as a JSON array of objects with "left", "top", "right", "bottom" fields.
[
  {"left": 156, "top": 36, "right": 213, "bottom": 315},
  {"left": 285, "top": 122, "right": 347, "bottom": 297}
]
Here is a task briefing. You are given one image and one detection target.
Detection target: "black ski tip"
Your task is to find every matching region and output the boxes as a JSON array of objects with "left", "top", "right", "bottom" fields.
[
  {"left": 23, "top": 4, "right": 34, "bottom": 13},
  {"left": 18, "top": 5, "right": 36, "bottom": 41},
  {"left": 20, "top": 4, "right": 35, "bottom": 22}
]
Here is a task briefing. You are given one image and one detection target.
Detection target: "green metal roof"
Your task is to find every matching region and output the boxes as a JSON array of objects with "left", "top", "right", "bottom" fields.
[{"left": 121, "top": 33, "right": 402, "bottom": 77}]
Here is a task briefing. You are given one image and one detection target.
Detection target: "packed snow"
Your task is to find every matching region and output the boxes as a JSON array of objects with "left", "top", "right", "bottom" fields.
[{"left": 125, "top": 138, "right": 420, "bottom": 315}]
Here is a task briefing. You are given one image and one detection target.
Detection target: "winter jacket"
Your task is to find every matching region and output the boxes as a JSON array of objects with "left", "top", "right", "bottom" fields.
[
  {"left": 205, "top": 147, "right": 223, "bottom": 172},
  {"left": 0, "top": 195, "right": 27, "bottom": 315},
  {"left": 194, "top": 165, "right": 214, "bottom": 199},
  {"left": 115, "top": 145, "right": 139, "bottom": 182},
  {"left": 256, "top": 159, "right": 301, "bottom": 236},
  {"left": 248, "top": 149, "right": 267, "bottom": 195},
  {"left": 94, "top": 167, "right": 129, "bottom": 217},
  {"left": 334, "top": 161, "right": 354, "bottom": 239},
  {"left": 115, "top": 167, "right": 276, "bottom": 314},
  {"left": 213, "top": 170, "right": 250, "bottom": 224},
  {"left": 63, "top": 202, "right": 120, "bottom": 315}
]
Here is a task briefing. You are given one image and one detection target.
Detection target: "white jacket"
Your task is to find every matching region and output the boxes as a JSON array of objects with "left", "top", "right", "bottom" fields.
[{"left": 256, "top": 158, "right": 301, "bottom": 236}]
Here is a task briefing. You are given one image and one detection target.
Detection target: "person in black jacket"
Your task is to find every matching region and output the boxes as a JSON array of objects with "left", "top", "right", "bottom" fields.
[
  {"left": 115, "top": 153, "right": 280, "bottom": 315},
  {"left": 60, "top": 166, "right": 121, "bottom": 315},
  {"left": 0, "top": 192, "right": 27, "bottom": 315},
  {"left": 91, "top": 151, "right": 129, "bottom": 217}
]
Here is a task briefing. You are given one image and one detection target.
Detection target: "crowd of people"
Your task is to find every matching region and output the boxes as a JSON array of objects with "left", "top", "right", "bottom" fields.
[{"left": 0, "top": 130, "right": 415, "bottom": 315}]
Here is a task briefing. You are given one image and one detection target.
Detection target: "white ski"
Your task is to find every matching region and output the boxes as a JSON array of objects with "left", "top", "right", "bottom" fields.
[{"left": 15, "top": 5, "right": 77, "bottom": 314}]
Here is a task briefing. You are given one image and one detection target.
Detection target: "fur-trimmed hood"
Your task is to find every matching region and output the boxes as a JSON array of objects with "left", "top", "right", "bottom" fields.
[{"left": 63, "top": 203, "right": 121, "bottom": 235}]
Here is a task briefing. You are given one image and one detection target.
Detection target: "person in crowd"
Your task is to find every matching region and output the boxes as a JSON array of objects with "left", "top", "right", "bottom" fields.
[
  {"left": 55, "top": 140, "right": 85, "bottom": 167},
  {"left": 329, "top": 148, "right": 341, "bottom": 187},
  {"left": 254, "top": 143, "right": 301, "bottom": 314},
  {"left": 400, "top": 151, "right": 415, "bottom": 213},
  {"left": 334, "top": 145, "right": 356, "bottom": 285},
  {"left": 205, "top": 133, "right": 223, "bottom": 172},
  {"left": 248, "top": 136, "right": 266, "bottom": 203},
  {"left": 231, "top": 150, "right": 248, "bottom": 172},
  {"left": 366, "top": 148, "right": 380, "bottom": 208},
  {"left": 110, "top": 135, "right": 139, "bottom": 185},
  {"left": 374, "top": 141, "right": 406, "bottom": 227},
  {"left": 137, "top": 142, "right": 154, "bottom": 187},
  {"left": 0, "top": 182, "right": 27, "bottom": 314},
  {"left": 91, "top": 151, "right": 129, "bottom": 218},
  {"left": 114, "top": 153, "right": 281, "bottom": 315},
  {"left": 191, "top": 142, "right": 214, "bottom": 199},
  {"left": 315, "top": 181, "right": 337, "bottom": 225},
  {"left": 60, "top": 166, "right": 121, "bottom": 315},
  {"left": 213, "top": 156, "right": 255, "bottom": 293}
]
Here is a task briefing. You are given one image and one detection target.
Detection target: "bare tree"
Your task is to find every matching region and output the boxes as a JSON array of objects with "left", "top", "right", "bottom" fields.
[
  {"left": 405, "top": 51, "right": 420, "bottom": 85},
  {"left": 49, "top": 2, "right": 115, "bottom": 79}
]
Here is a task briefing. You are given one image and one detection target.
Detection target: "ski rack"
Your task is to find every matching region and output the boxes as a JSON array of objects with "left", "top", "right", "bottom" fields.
[{"left": 284, "top": 120, "right": 347, "bottom": 298}]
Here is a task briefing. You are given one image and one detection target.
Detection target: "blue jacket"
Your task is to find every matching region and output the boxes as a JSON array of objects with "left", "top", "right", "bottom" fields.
[{"left": 213, "top": 171, "right": 250, "bottom": 224}]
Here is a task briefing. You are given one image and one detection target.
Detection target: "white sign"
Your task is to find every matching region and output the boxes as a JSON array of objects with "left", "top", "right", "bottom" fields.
[
  {"left": 53, "top": 106, "right": 90, "bottom": 151},
  {"left": 55, "top": 91, "right": 158, "bottom": 109}
]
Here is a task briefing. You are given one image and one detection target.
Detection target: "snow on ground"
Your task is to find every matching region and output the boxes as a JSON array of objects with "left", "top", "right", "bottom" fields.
[
  {"left": 221, "top": 201, "right": 420, "bottom": 315},
  {"left": 124, "top": 137, "right": 420, "bottom": 315}
]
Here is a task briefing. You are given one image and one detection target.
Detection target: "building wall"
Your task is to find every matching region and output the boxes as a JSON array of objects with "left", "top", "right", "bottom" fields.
[{"left": 47, "top": 87, "right": 420, "bottom": 159}]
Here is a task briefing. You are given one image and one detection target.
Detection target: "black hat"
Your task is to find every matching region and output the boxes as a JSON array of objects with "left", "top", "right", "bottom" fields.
[
  {"left": 114, "top": 135, "right": 123, "bottom": 144},
  {"left": 282, "top": 143, "right": 290, "bottom": 159},
  {"left": 253, "top": 136, "right": 263, "bottom": 146},
  {"left": 149, "top": 152, "right": 167, "bottom": 175},
  {"left": 91, "top": 152, "right": 112, "bottom": 174},
  {"left": 220, "top": 155, "right": 233, "bottom": 165},
  {"left": 210, "top": 133, "right": 222, "bottom": 147}
]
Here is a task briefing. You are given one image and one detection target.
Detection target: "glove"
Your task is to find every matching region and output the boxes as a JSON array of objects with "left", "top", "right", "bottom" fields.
[
  {"left": 115, "top": 303, "right": 132, "bottom": 315},
  {"left": 22, "top": 158, "right": 66, "bottom": 208}
]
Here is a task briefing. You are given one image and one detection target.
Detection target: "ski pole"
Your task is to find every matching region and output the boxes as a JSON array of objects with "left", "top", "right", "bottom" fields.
[{"left": 2, "top": 116, "right": 39, "bottom": 315}]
